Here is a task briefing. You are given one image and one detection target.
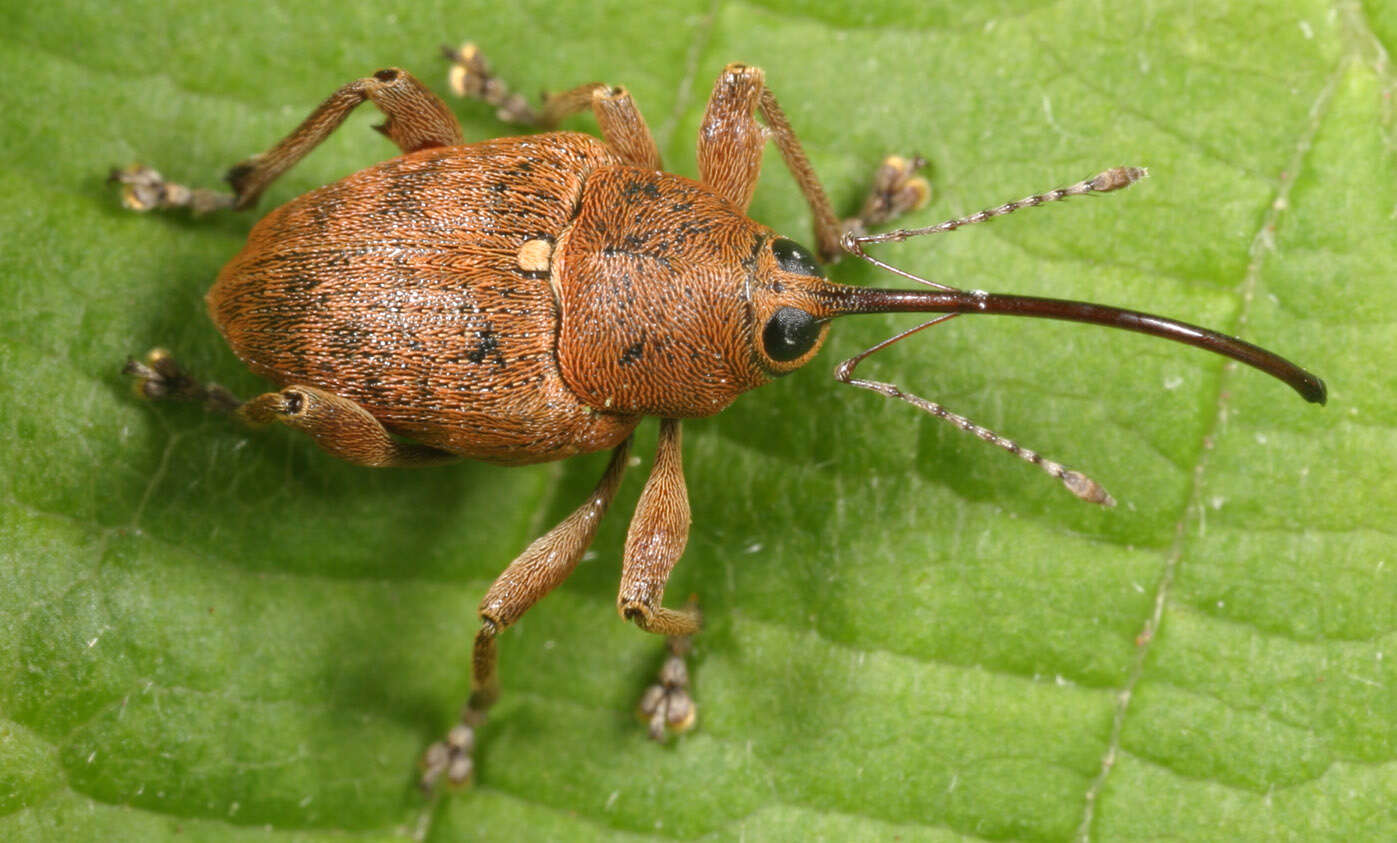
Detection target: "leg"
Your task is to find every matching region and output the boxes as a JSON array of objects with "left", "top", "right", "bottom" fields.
[
  {"left": 237, "top": 385, "right": 456, "bottom": 468},
  {"left": 125, "top": 347, "right": 242, "bottom": 413},
  {"left": 125, "top": 349, "right": 455, "bottom": 467},
  {"left": 618, "top": 419, "right": 699, "bottom": 636},
  {"left": 617, "top": 419, "right": 703, "bottom": 739},
  {"left": 696, "top": 65, "right": 767, "bottom": 213},
  {"left": 113, "top": 67, "right": 463, "bottom": 213},
  {"left": 636, "top": 600, "right": 698, "bottom": 740},
  {"left": 696, "top": 64, "right": 930, "bottom": 262},
  {"left": 419, "top": 439, "right": 634, "bottom": 791},
  {"left": 443, "top": 43, "right": 661, "bottom": 169}
]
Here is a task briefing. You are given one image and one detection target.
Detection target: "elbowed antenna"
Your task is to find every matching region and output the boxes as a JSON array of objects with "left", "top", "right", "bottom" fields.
[{"left": 817, "top": 167, "right": 1326, "bottom": 505}]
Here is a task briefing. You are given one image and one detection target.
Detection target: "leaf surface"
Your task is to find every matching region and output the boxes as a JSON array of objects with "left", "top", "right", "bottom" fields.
[{"left": 3, "top": 2, "right": 1393, "bottom": 840}]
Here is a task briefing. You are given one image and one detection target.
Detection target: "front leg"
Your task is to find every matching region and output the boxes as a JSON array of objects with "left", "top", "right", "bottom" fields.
[
  {"left": 696, "top": 63, "right": 930, "bottom": 262},
  {"left": 618, "top": 419, "right": 699, "bottom": 636},
  {"left": 618, "top": 419, "right": 702, "bottom": 739}
]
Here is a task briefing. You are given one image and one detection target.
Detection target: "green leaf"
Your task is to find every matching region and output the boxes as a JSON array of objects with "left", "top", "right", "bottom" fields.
[{"left": 3, "top": 1, "right": 1393, "bottom": 840}]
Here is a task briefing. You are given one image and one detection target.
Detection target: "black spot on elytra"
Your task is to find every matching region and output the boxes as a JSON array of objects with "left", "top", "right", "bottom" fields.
[
  {"left": 276, "top": 274, "right": 321, "bottom": 298},
  {"left": 381, "top": 183, "right": 424, "bottom": 216},
  {"left": 328, "top": 326, "right": 369, "bottom": 354},
  {"left": 619, "top": 340, "right": 644, "bottom": 365},
  {"left": 361, "top": 374, "right": 389, "bottom": 404},
  {"left": 306, "top": 190, "right": 346, "bottom": 227},
  {"left": 466, "top": 328, "right": 504, "bottom": 367}
]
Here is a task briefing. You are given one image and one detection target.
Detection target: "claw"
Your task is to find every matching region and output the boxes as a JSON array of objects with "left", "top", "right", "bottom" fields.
[
  {"left": 441, "top": 41, "right": 544, "bottom": 126},
  {"left": 125, "top": 347, "right": 190, "bottom": 400},
  {"left": 443, "top": 42, "right": 490, "bottom": 100},
  {"left": 123, "top": 348, "right": 242, "bottom": 413},
  {"left": 108, "top": 163, "right": 234, "bottom": 214},
  {"left": 859, "top": 155, "right": 932, "bottom": 229},
  {"left": 638, "top": 634, "right": 697, "bottom": 740},
  {"left": 109, "top": 164, "right": 177, "bottom": 212},
  {"left": 420, "top": 722, "right": 476, "bottom": 793}
]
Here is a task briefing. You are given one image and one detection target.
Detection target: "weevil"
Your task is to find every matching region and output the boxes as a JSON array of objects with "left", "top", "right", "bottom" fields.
[{"left": 112, "top": 46, "right": 1326, "bottom": 791}]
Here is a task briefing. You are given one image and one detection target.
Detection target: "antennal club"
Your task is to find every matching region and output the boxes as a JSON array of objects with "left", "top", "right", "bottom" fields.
[
  {"left": 833, "top": 319, "right": 1117, "bottom": 505},
  {"left": 821, "top": 167, "right": 1326, "bottom": 505},
  {"left": 840, "top": 167, "right": 1148, "bottom": 290}
]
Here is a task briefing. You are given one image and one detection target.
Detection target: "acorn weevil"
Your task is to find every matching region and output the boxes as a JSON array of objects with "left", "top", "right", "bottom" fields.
[{"left": 112, "top": 45, "right": 1326, "bottom": 791}]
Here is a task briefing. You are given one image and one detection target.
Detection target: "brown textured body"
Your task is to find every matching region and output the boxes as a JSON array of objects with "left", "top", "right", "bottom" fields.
[
  {"left": 209, "top": 132, "right": 647, "bottom": 464},
  {"left": 122, "top": 60, "right": 1317, "bottom": 793}
]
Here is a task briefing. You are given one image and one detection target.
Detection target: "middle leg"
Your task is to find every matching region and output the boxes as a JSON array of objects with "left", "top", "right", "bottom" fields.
[
  {"left": 443, "top": 43, "right": 662, "bottom": 169},
  {"left": 420, "top": 437, "right": 634, "bottom": 791}
]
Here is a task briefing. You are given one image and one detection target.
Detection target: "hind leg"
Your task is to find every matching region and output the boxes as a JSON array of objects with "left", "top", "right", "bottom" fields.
[{"left": 125, "top": 349, "right": 455, "bottom": 467}]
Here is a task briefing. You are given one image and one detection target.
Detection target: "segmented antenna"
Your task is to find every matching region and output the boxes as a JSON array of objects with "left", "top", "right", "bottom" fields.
[
  {"left": 832, "top": 316, "right": 1115, "bottom": 505},
  {"left": 841, "top": 167, "right": 1148, "bottom": 291},
  {"left": 832, "top": 168, "right": 1151, "bottom": 505}
]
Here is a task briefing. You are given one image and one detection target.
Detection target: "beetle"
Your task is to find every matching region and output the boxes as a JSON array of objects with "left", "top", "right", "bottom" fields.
[{"left": 112, "top": 45, "right": 1326, "bottom": 792}]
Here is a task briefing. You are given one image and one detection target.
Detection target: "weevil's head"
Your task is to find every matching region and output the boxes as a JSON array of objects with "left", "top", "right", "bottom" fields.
[{"left": 742, "top": 235, "right": 841, "bottom": 373}]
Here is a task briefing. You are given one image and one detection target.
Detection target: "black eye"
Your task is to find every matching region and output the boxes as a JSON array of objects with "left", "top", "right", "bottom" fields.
[
  {"left": 762, "top": 306, "right": 820, "bottom": 362},
  {"left": 771, "top": 238, "right": 824, "bottom": 278}
]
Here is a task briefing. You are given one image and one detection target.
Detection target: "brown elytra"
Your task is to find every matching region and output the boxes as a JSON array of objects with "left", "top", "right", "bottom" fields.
[
  {"left": 115, "top": 50, "right": 1324, "bottom": 792},
  {"left": 210, "top": 135, "right": 642, "bottom": 465}
]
